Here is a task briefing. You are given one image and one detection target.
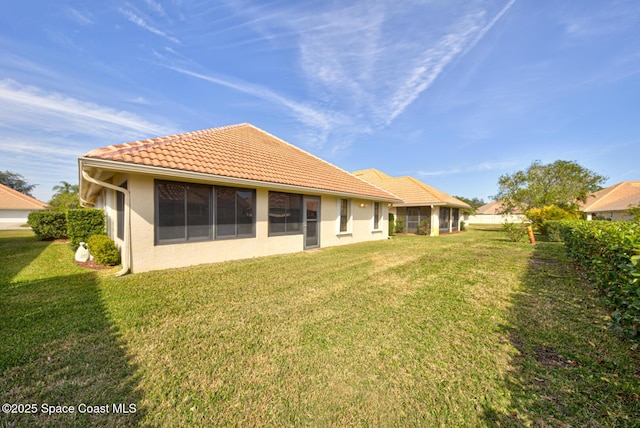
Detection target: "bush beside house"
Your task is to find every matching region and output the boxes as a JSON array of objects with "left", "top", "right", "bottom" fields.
[
  {"left": 66, "top": 209, "right": 106, "bottom": 250},
  {"left": 27, "top": 211, "right": 67, "bottom": 240},
  {"left": 87, "top": 234, "right": 120, "bottom": 266}
]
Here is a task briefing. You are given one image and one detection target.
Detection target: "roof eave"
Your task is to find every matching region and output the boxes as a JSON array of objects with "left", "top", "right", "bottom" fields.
[{"left": 79, "top": 157, "right": 401, "bottom": 203}]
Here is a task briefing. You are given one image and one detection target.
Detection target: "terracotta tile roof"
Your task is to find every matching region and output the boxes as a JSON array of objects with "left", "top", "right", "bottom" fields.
[
  {"left": 353, "top": 168, "right": 470, "bottom": 208},
  {"left": 581, "top": 181, "right": 640, "bottom": 212},
  {"left": 0, "top": 183, "right": 49, "bottom": 210},
  {"left": 83, "top": 123, "right": 399, "bottom": 201},
  {"left": 476, "top": 200, "right": 523, "bottom": 215}
]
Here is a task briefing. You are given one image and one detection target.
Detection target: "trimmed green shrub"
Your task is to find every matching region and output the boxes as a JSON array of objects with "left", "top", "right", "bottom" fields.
[
  {"left": 388, "top": 213, "right": 395, "bottom": 236},
  {"left": 555, "top": 220, "right": 640, "bottom": 346},
  {"left": 66, "top": 209, "right": 105, "bottom": 250},
  {"left": 542, "top": 220, "right": 566, "bottom": 242},
  {"left": 87, "top": 234, "right": 120, "bottom": 266},
  {"left": 27, "top": 211, "right": 67, "bottom": 240},
  {"left": 394, "top": 217, "right": 404, "bottom": 234}
]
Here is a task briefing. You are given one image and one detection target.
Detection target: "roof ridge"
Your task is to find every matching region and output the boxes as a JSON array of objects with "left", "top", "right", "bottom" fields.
[
  {"left": 404, "top": 176, "right": 470, "bottom": 207},
  {"left": 405, "top": 176, "right": 447, "bottom": 198},
  {"left": 0, "top": 183, "right": 49, "bottom": 208},
  {"left": 355, "top": 168, "right": 392, "bottom": 180},
  {"left": 585, "top": 181, "right": 629, "bottom": 210},
  {"left": 352, "top": 175, "right": 402, "bottom": 201}
]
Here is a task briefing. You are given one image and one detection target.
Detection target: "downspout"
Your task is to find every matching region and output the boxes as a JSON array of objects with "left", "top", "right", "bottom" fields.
[{"left": 81, "top": 170, "right": 131, "bottom": 276}]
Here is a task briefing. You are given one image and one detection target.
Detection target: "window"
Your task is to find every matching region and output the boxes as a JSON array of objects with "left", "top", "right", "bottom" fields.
[
  {"left": 452, "top": 208, "right": 460, "bottom": 232},
  {"left": 439, "top": 207, "right": 451, "bottom": 233},
  {"left": 269, "top": 192, "right": 302, "bottom": 235},
  {"left": 339, "top": 198, "right": 350, "bottom": 233},
  {"left": 156, "top": 180, "right": 211, "bottom": 243},
  {"left": 407, "top": 207, "right": 420, "bottom": 233},
  {"left": 215, "top": 186, "right": 255, "bottom": 239},
  {"left": 373, "top": 202, "right": 381, "bottom": 230},
  {"left": 116, "top": 181, "right": 127, "bottom": 241},
  {"left": 155, "top": 180, "right": 257, "bottom": 244}
]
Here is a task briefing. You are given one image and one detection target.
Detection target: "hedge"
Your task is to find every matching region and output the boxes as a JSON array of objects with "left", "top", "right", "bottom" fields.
[
  {"left": 27, "top": 211, "right": 67, "bottom": 240},
  {"left": 550, "top": 220, "right": 640, "bottom": 345},
  {"left": 66, "top": 209, "right": 106, "bottom": 251},
  {"left": 542, "top": 220, "right": 566, "bottom": 242}
]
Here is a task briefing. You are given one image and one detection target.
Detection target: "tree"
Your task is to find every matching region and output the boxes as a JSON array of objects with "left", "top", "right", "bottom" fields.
[
  {"left": 52, "top": 181, "right": 78, "bottom": 195},
  {"left": 454, "top": 196, "right": 486, "bottom": 215},
  {"left": 49, "top": 180, "right": 80, "bottom": 211},
  {"left": 628, "top": 203, "right": 640, "bottom": 221},
  {"left": 495, "top": 160, "right": 606, "bottom": 214},
  {"left": 0, "top": 170, "right": 37, "bottom": 196}
]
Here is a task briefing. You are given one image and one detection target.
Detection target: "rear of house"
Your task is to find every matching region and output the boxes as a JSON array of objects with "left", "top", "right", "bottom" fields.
[
  {"left": 353, "top": 169, "right": 470, "bottom": 235},
  {"left": 79, "top": 124, "right": 400, "bottom": 273}
]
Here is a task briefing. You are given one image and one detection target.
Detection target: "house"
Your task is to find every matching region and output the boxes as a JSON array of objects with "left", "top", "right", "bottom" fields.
[
  {"left": 581, "top": 181, "right": 640, "bottom": 221},
  {"left": 352, "top": 169, "right": 470, "bottom": 235},
  {"left": 466, "top": 200, "right": 526, "bottom": 224},
  {"left": 78, "top": 123, "right": 401, "bottom": 274},
  {"left": 0, "top": 183, "right": 49, "bottom": 227}
]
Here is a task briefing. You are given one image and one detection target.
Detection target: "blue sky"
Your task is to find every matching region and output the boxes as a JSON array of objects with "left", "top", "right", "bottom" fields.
[{"left": 1, "top": 0, "right": 639, "bottom": 203}]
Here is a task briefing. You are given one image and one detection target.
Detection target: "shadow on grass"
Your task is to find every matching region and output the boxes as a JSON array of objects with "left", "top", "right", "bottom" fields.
[
  {"left": 0, "top": 237, "right": 144, "bottom": 427},
  {"left": 0, "top": 231, "right": 50, "bottom": 285},
  {"left": 481, "top": 242, "right": 640, "bottom": 426}
]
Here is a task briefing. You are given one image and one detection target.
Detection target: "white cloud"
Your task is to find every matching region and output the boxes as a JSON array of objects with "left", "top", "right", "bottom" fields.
[
  {"left": 0, "top": 80, "right": 177, "bottom": 202},
  {"left": 66, "top": 7, "right": 94, "bottom": 26},
  {"left": 216, "top": 0, "right": 518, "bottom": 134},
  {"left": 418, "top": 161, "right": 517, "bottom": 177},
  {"left": 153, "top": 1, "right": 517, "bottom": 153},
  {"left": 166, "top": 66, "right": 351, "bottom": 147},
  {"left": 144, "top": 0, "right": 167, "bottom": 18},
  {"left": 561, "top": 1, "right": 640, "bottom": 39},
  {"left": 0, "top": 79, "right": 174, "bottom": 139},
  {"left": 119, "top": 8, "right": 180, "bottom": 44}
]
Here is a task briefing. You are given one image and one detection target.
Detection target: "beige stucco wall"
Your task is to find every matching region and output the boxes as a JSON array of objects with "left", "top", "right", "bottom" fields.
[
  {"left": 100, "top": 174, "right": 389, "bottom": 273},
  {"left": 320, "top": 197, "right": 387, "bottom": 247}
]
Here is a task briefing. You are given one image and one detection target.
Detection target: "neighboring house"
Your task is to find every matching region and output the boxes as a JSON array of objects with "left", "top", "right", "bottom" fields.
[
  {"left": 78, "top": 123, "right": 400, "bottom": 274},
  {"left": 0, "top": 183, "right": 49, "bottom": 226},
  {"left": 466, "top": 200, "right": 526, "bottom": 224},
  {"left": 353, "top": 169, "right": 470, "bottom": 235},
  {"left": 581, "top": 181, "right": 640, "bottom": 221}
]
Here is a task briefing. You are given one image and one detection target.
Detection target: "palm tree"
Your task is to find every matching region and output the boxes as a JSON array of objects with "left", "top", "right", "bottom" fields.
[{"left": 52, "top": 181, "right": 79, "bottom": 195}]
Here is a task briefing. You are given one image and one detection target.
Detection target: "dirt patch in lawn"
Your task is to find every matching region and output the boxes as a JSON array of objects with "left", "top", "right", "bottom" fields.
[{"left": 534, "top": 345, "right": 576, "bottom": 368}]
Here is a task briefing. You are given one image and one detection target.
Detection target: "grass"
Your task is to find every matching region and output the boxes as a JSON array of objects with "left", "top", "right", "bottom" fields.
[{"left": 1, "top": 228, "right": 638, "bottom": 426}]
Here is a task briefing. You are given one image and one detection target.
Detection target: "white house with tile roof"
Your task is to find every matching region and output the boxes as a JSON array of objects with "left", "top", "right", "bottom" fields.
[
  {"left": 353, "top": 169, "right": 470, "bottom": 235},
  {"left": 0, "top": 183, "right": 49, "bottom": 226},
  {"left": 580, "top": 181, "right": 640, "bottom": 221},
  {"left": 465, "top": 200, "right": 526, "bottom": 225},
  {"left": 79, "top": 123, "right": 400, "bottom": 274}
]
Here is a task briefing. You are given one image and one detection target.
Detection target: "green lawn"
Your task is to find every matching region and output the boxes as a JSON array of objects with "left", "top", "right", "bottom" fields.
[{"left": 1, "top": 228, "right": 638, "bottom": 427}]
